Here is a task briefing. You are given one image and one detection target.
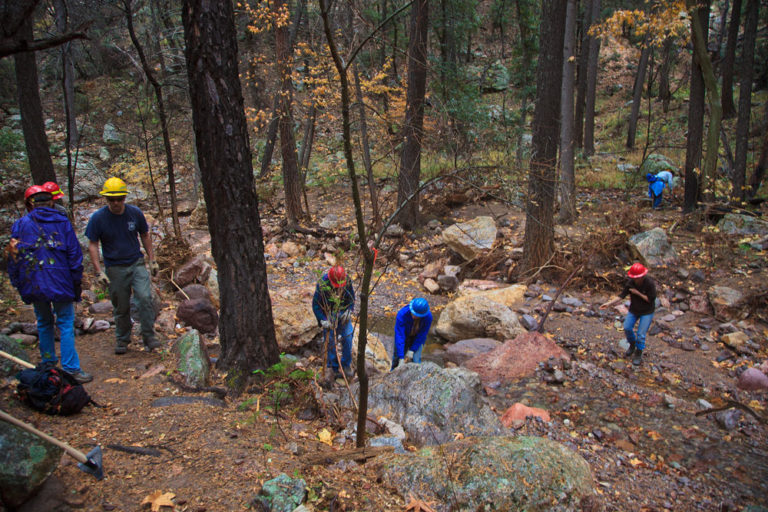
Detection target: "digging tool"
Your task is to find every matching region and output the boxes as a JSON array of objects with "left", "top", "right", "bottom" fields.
[
  {"left": 0, "top": 349, "right": 35, "bottom": 369},
  {"left": 0, "top": 409, "right": 104, "bottom": 480}
]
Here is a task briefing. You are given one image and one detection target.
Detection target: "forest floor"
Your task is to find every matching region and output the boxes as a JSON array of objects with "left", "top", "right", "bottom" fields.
[{"left": 2, "top": 184, "right": 768, "bottom": 512}]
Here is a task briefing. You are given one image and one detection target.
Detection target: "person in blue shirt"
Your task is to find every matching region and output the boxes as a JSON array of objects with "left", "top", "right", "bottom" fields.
[
  {"left": 85, "top": 177, "right": 160, "bottom": 354},
  {"left": 7, "top": 188, "right": 92, "bottom": 383},
  {"left": 647, "top": 170, "right": 676, "bottom": 209},
  {"left": 312, "top": 265, "right": 355, "bottom": 379},
  {"left": 391, "top": 298, "right": 433, "bottom": 370}
]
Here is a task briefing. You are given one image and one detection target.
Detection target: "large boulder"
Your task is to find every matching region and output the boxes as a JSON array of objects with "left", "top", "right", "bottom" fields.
[
  {"left": 175, "top": 255, "right": 208, "bottom": 288},
  {"left": 343, "top": 362, "right": 502, "bottom": 446},
  {"left": 174, "top": 329, "right": 210, "bottom": 387},
  {"left": 0, "top": 335, "right": 30, "bottom": 378},
  {"left": 175, "top": 284, "right": 212, "bottom": 302},
  {"left": 436, "top": 295, "right": 524, "bottom": 342},
  {"left": 378, "top": 435, "right": 595, "bottom": 512},
  {"left": 0, "top": 421, "right": 63, "bottom": 508},
  {"left": 640, "top": 153, "right": 677, "bottom": 175},
  {"left": 351, "top": 329, "right": 391, "bottom": 373},
  {"left": 271, "top": 288, "right": 320, "bottom": 352},
  {"left": 717, "top": 213, "right": 768, "bottom": 236},
  {"left": 629, "top": 227, "right": 678, "bottom": 267},
  {"left": 442, "top": 216, "right": 497, "bottom": 260},
  {"left": 708, "top": 285, "right": 745, "bottom": 319},
  {"left": 459, "top": 283, "right": 527, "bottom": 309},
  {"left": 443, "top": 338, "right": 501, "bottom": 366},
  {"left": 464, "top": 331, "right": 570, "bottom": 386},
  {"left": 176, "top": 298, "right": 219, "bottom": 334},
  {"left": 66, "top": 158, "right": 107, "bottom": 201}
]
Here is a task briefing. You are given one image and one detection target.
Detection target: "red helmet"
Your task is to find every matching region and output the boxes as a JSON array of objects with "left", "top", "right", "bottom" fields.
[
  {"left": 627, "top": 263, "right": 648, "bottom": 279},
  {"left": 24, "top": 185, "right": 45, "bottom": 201},
  {"left": 42, "top": 181, "right": 64, "bottom": 199},
  {"left": 328, "top": 266, "right": 346, "bottom": 288}
]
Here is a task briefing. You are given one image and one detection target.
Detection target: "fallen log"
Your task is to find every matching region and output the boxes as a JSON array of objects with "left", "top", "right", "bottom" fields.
[{"left": 302, "top": 445, "right": 394, "bottom": 466}]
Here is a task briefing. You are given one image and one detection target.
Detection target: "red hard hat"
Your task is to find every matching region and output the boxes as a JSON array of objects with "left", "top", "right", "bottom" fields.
[
  {"left": 328, "top": 266, "right": 346, "bottom": 288},
  {"left": 42, "top": 181, "right": 64, "bottom": 199},
  {"left": 627, "top": 263, "right": 648, "bottom": 279},
  {"left": 24, "top": 185, "right": 45, "bottom": 201}
]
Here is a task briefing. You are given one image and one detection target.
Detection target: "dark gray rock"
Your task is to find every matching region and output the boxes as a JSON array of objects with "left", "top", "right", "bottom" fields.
[
  {"left": 369, "top": 436, "right": 406, "bottom": 454},
  {"left": 342, "top": 362, "right": 502, "bottom": 446},
  {"left": 629, "top": 227, "right": 678, "bottom": 266},
  {"left": 176, "top": 298, "right": 218, "bottom": 334},
  {"left": 520, "top": 314, "right": 538, "bottom": 331},
  {"left": 715, "top": 409, "right": 741, "bottom": 431},
  {"left": 443, "top": 338, "right": 501, "bottom": 366},
  {"left": 88, "top": 300, "right": 113, "bottom": 315},
  {"left": 378, "top": 436, "right": 595, "bottom": 512},
  {"left": 0, "top": 421, "right": 63, "bottom": 508},
  {"left": 437, "top": 274, "right": 459, "bottom": 292}
]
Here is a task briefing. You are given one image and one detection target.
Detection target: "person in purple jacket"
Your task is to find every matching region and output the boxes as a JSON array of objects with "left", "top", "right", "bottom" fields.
[
  {"left": 7, "top": 188, "right": 92, "bottom": 383},
  {"left": 391, "top": 298, "right": 433, "bottom": 370}
]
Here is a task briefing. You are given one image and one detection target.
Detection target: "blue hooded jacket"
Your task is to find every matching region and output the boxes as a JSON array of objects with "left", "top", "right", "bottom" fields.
[
  {"left": 7, "top": 207, "right": 83, "bottom": 303},
  {"left": 393, "top": 304, "right": 433, "bottom": 359},
  {"left": 312, "top": 273, "right": 355, "bottom": 325}
]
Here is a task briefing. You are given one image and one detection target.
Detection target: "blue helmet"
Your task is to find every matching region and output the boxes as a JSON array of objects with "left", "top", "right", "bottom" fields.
[{"left": 409, "top": 297, "right": 430, "bottom": 318}]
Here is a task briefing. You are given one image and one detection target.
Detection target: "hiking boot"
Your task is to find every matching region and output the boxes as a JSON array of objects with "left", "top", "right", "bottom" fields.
[
  {"left": 332, "top": 369, "right": 343, "bottom": 380},
  {"left": 632, "top": 350, "right": 643, "bottom": 366},
  {"left": 341, "top": 366, "right": 355, "bottom": 379},
  {"left": 71, "top": 371, "right": 93, "bottom": 384},
  {"left": 624, "top": 344, "right": 636, "bottom": 358},
  {"left": 114, "top": 342, "right": 128, "bottom": 355},
  {"left": 144, "top": 338, "right": 162, "bottom": 351}
]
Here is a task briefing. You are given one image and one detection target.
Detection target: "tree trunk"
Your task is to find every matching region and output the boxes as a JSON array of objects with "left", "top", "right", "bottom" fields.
[
  {"left": 394, "top": 0, "right": 429, "bottom": 230},
  {"left": 181, "top": 0, "right": 280, "bottom": 389},
  {"left": 658, "top": 37, "right": 674, "bottom": 112},
  {"left": 747, "top": 100, "right": 768, "bottom": 199},
  {"left": 574, "top": 0, "right": 591, "bottom": 149},
  {"left": 274, "top": 0, "right": 304, "bottom": 227},
  {"left": 319, "top": 0, "right": 376, "bottom": 450},
  {"left": 125, "top": 0, "right": 181, "bottom": 238},
  {"left": 582, "top": 0, "right": 600, "bottom": 156},
  {"left": 733, "top": 0, "right": 759, "bottom": 203},
  {"left": 14, "top": 17, "right": 56, "bottom": 185},
  {"left": 683, "top": 0, "right": 710, "bottom": 212},
  {"left": 354, "top": 64, "right": 382, "bottom": 233},
  {"left": 626, "top": 42, "right": 651, "bottom": 149},
  {"left": 514, "top": 0, "right": 536, "bottom": 166},
  {"left": 54, "top": 0, "right": 78, "bottom": 150},
  {"left": 720, "top": 0, "right": 741, "bottom": 119},
  {"left": 558, "top": 0, "right": 577, "bottom": 224},
  {"left": 522, "top": 0, "right": 566, "bottom": 274}
]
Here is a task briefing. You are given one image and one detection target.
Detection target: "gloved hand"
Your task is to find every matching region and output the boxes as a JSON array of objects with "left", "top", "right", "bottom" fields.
[
  {"left": 96, "top": 271, "right": 110, "bottom": 288},
  {"left": 321, "top": 319, "right": 332, "bottom": 330},
  {"left": 73, "top": 281, "right": 82, "bottom": 302},
  {"left": 148, "top": 259, "right": 160, "bottom": 277},
  {"left": 405, "top": 350, "right": 414, "bottom": 362},
  {"left": 340, "top": 310, "right": 352, "bottom": 324}
]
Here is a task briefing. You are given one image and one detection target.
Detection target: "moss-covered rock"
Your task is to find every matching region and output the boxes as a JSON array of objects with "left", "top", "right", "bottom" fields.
[
  {"left": 378, "top": 436, "right": 595, "bottom": 511},
  {"left": 0, "top": 334, "right": 29, "bottom": 378},
  {"left": 174, "top": 329, "right": 210, "bottom": 387}
]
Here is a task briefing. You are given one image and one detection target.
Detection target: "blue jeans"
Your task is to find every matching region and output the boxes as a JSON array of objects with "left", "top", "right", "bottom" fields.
[
  {"left": 624, "top": 311, "right": 654, "bottom": 351},
  {"left": 34, "top": 301, "right": 80, "bottom": 373},
  {"left": 324, "top": 320, "right": 353, "bottom": 370}
]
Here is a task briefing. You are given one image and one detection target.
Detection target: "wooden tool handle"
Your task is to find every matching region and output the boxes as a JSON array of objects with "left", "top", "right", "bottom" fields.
[
  {"left": 0, "top": 350, "right": 34, "bottom": 369},
  {"left": 0, "top": 409, "right": 87, "bottom": 463}
]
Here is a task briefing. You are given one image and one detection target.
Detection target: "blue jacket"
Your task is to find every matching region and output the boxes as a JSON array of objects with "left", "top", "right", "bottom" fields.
[
  {"left": 7, "top": 207, "right": 83, "bottom": 303},
  {"left": 393, "top": 305, "right": 433, "bottom": 359},
  {"left": 312, "top": 273, "right": 354, "bottom": 325}
]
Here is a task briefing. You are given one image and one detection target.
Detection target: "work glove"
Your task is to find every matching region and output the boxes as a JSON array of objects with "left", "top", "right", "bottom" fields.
[
  {"left": 73, "top": 281, "right": 82, "bottom": 302},
  {"left": 321, "top": 320, "right": 332, "bottom": 330},
  {"left": 96, "top": 271, "right": 110, "bottom": 289},
  {"left": 148, "top": 259, "right": 160, "bottom": 277},
  {"left": 405, "top": 350, "right": 414, "bottom": 362},
  {"left": 340, "top": 310, "right": 352, "bottom": 324}
]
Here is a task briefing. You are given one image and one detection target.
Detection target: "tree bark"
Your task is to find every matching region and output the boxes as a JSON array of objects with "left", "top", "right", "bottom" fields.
[
  {"left": 558, "top": 0, "right": 577, "bottom": 224},
  {"left": 522, "top": 0, "right": 566, "bottom": 274},
  {"left": 14, "top": 16, "right": 56, "bottom": 185},
  {"left": 733, "top": 0, "right": 759, "bottom": 203},
  {"left": 720, "top": 0, "right": 741, "bottom": 119},
  {"left": 394, "top": 0, "right": 429, "bottom": 230},
  {"left": 574, "top": 0, "right": 591, "bottom": 149},
  {"left": 658, "top": 37, "right": 674, "bottom": 112},
  {"left": 747, "top": 99, "right": 768, "bottom": 199},
  {"left": 54, "top": 0, "right": 78, "bottom": 150},
  {"left": 125, "top": 0, "right": 181, "bottom": 238},
  {"left": 683, "top": 0, "right": 710, "bottom": 212},
  {"left": 626, "top": 41, "right": 651, "bottom": 150},
  {"left": 181, "top": 0, "right": 280, "bottom": 389},
  {"left": 274, "top": 0, "right": 304, "bottom": 227},
  {"left": 354, "top": 64, "right": 382, "bottom": 232},
  {"left": 582, "top": 0, "right": 600, "bottom": 156},
  {"left": 689, "top": 0, "right": 721, "bottom": 204}
]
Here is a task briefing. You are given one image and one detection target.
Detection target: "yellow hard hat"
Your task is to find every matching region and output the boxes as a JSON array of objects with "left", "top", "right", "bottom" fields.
[{"left": 100, "top": 177, "right": 128, "bottom": 196}]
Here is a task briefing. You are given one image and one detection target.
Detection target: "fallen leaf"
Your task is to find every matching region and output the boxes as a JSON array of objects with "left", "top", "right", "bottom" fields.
[
  {"left": 404, "top": 493, "right": 438, "bottom": 512},
  {"left": 317, "top": 428, "right": 334, "bottom": 446},
  {"left": 104, "top": 378, "right": 127, "bottom": 384},
  {"left": 141, "top": 490, "right": 175, "bottom": 511}
]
